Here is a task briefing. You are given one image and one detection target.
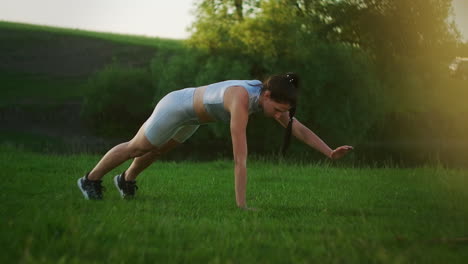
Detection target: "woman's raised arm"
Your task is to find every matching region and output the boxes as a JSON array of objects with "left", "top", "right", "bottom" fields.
[{"left": 275, "top": 113, "right": 353, "bottom": 159}]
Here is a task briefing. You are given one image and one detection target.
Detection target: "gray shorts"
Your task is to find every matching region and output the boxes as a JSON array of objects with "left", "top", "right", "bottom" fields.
[{"left": 144, "top": 88, "right": 200, "bottom": 147}]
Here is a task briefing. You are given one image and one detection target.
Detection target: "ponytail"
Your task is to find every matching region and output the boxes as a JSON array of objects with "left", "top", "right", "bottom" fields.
[
  {"left": 281, "top": 106, "right": 296, "bottom": 156},
  {"left": 263, "top": 72, "right": 299, "bottom": 156}
]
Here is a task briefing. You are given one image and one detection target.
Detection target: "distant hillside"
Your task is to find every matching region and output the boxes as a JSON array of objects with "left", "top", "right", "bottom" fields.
[
  {"left": 0, "top": 21, "right": 186, "bottom": 105},
  {"left": 0, "top": 21, "right": 186, "bottom": 153},
  {"left": 0, "top": 21, "right": 184, "bottom": 77}
]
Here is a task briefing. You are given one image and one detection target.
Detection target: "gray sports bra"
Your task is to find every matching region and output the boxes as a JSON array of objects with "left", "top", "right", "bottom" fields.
[{"left": 203, "top": 80, "right": 263, "bottom": 123}]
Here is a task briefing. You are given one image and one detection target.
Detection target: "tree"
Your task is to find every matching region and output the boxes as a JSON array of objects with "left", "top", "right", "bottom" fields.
[
  {"left": 189, "top": 0, "right": 461, "bottom": 65},
  {"left": 318, "top": 0, "right": 461, "bottom": 63}
]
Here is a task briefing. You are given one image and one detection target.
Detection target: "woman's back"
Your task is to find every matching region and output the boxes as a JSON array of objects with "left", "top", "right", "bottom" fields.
[{"left": 202, "top": 80, "right": 263, "bottom": 123}]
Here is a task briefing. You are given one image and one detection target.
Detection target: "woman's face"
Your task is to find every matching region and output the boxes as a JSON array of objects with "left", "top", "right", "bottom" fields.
[{"left": 261, "top": 91, "right": 291, "bottom": 119}]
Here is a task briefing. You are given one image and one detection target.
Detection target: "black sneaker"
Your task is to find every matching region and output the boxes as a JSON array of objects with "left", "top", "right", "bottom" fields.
[
  {"left": 77, "top": 173, "right": 105, "bottom": 200},
  {"left": 114, "top": 171, "right": 138, "bottom": 199}
]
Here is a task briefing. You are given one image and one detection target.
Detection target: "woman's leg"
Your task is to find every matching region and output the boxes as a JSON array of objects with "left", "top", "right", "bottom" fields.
[
  {"left": 124, "top": 124, "right": 200, "bottom": 180},
  {"left": 87, "top": 124, "right": 156, "bottom": 181},
  {"left": 124, "top": 139, "right": 181, "bottom": 181}
]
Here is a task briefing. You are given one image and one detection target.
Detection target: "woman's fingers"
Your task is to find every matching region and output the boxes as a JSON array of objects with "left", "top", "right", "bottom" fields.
[
  {"left": 331, "top": 145, "right": 353, "bottom": 159},
  {"left": 338, "top": 146, "right": 353, "bottom": 152}
]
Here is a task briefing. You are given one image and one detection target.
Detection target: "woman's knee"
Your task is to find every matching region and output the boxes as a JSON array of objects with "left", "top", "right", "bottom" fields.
[
  {"left": 129, "top": 148, "right": 149, "bottom": 158},
  {"left": 126, "top": 126, "right": 157, "bottom": 158},
  {"left": 126, "top": 140, "right": 155, "bottom": 158}
]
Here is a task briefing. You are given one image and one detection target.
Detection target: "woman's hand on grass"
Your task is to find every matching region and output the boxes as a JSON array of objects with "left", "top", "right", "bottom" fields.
[{"left": 330, "top": 145, "right": 354, "bottom": 160}]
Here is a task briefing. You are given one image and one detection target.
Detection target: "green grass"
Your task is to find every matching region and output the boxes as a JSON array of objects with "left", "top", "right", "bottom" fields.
[{"left": 1, "top": 146, "right": 467, "bottom": 263}]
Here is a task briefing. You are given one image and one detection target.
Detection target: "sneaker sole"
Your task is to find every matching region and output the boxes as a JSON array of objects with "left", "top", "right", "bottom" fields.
[
  {"left": 77, "top": 178, "right": 90, "bottom": 200},
  {"left": 113, "top": 175, "right": 125, "bottom": 198}
]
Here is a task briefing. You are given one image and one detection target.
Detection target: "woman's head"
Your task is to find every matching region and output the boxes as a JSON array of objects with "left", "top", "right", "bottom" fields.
[
  {"left": 261, "top": 72, "right": 299, "bottom": 107},
  {"left": 260, "top": 72, "right": 300, "bottom": 155},
  {"left": 260, "top": 73, "right": 299, "bottom": 119}
]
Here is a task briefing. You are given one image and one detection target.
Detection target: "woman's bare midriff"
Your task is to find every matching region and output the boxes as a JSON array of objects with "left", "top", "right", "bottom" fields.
[{"left": 193, "top": 86, "right": 216, "bottom": 123}]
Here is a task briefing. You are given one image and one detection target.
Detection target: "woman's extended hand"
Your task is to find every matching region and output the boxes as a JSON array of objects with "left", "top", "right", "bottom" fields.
[{"left": 330, "top": 145, "right": 354, "bottom": 160}]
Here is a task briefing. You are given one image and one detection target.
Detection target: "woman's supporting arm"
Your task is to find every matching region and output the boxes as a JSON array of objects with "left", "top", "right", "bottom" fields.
[{"left": 227, "top": 87, "right": 250, "bottom": 208}]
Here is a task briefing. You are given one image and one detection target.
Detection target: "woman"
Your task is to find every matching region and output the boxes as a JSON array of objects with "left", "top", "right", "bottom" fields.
[{"left": 77, "top": 73, "right": 353, "bottom": 209}]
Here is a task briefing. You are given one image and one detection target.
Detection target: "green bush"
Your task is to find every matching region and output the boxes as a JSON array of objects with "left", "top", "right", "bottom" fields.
[
  {"left": 80, "top": 65, "right": 154, "bottom": 138},
  {"left": 78, "top": 40, "right": 465, "bottom": 165}
]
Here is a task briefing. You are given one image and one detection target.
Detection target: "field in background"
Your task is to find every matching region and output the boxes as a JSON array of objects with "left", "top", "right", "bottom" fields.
[
  {"left": 0, "top": 71, "right": 85, "bottom": 106},
  {"left": 0, "top": 21, "right": 183, "bottom": 49},
  {"left": 0, "top": 21, "right": 183, "bottom": 106},
  {"left": 1, "top": 146, "right": 467, "bottom": 263},
  {"left": 0, "top": 21, "right": 186, "bottom": 154},
  {"left": 2, "top": 21, "right": 468, "bottom": 167}
]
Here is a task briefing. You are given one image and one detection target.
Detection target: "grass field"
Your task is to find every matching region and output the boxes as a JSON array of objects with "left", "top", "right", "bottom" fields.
[{"left": 1, "top": 145, "right": 467, "bottom": 263}]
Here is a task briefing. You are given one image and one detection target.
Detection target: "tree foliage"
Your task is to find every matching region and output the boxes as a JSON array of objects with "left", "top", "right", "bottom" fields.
[
  {"left": 78, "top": 0, "right": 467, "bottom": 165},
  {"left": 185, "top": 0, "right": 467, "bottom": 165},
  {"left": 189, "top": 0, "right": 461, "bottom": 66}
]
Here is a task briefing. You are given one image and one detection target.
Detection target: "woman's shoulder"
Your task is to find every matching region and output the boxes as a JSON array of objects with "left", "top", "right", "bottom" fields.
[
  {"left": 211, "top": 79, "right": 261, "bottom": 84},
  {"left": 245, "top": 79, "right": 262, "bottom": 85},
  {"left": 204, "top": 79, "right": 261, "bottom": 89}
]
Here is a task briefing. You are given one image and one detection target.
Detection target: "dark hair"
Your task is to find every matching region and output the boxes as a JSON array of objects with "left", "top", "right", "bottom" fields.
[{"left": 262, "top": 72, "right": 300, "bottom": 156}]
